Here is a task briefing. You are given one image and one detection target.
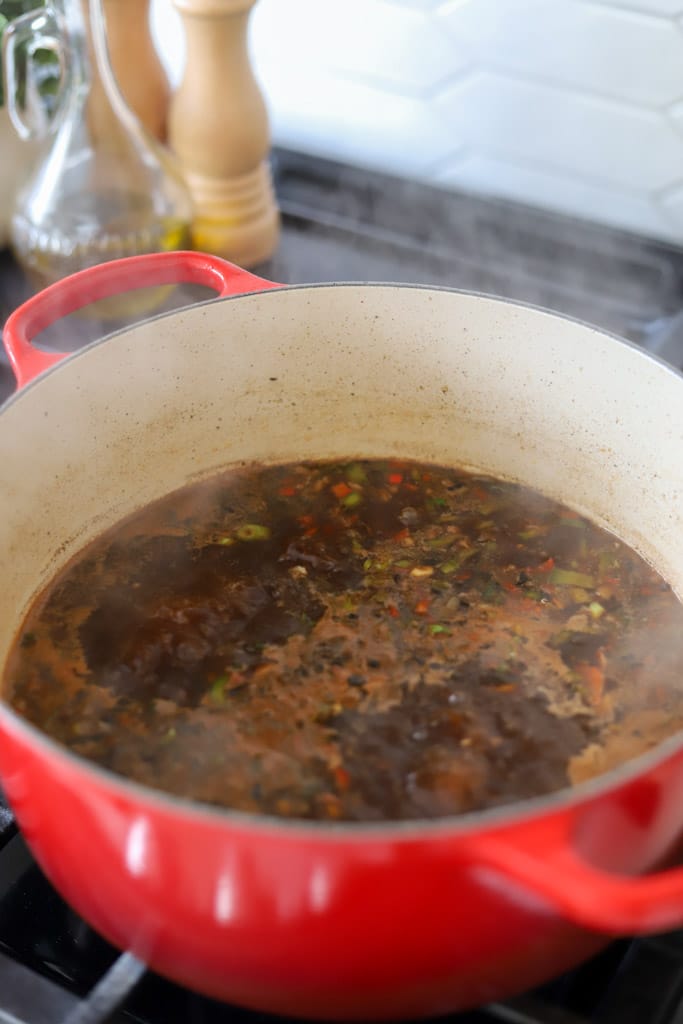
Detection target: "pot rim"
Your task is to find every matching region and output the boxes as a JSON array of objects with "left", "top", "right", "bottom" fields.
[
  {"left": 1, "top": 279, "right": 681, "bottom": 842},
  {"left": 3, "top": 280, "right": 682, "bottom": 409}
]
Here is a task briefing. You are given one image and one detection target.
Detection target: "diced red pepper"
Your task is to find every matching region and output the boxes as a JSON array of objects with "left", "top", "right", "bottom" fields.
[
  {"left": 331, "top": 482, "right": 352, "bottom": 499},
  {"left": 414, "top": 599, "right": 430, "bottom": 615},
  {"left": 538, "top": 557, "right": 555, "bottom": 572},
  {"left": 388, "top": 472, "right": 403, "bottom": 485},
  {"left": 387, "top": 604, "right": 400, "bottom": 618},
  {"left": 334, "top": 766, "right": 351, "bottom": 791},
  {"left": 279, "top": 485, "right": 296, "bottom": 497}
]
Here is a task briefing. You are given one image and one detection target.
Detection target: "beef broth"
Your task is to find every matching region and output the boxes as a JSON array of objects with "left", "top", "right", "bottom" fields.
[{"left": 4, "top": 459, "right": 683, "bottom": 822}]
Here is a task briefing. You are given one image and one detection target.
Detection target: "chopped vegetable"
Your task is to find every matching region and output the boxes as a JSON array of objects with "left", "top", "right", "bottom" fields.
[
  {"left": 236, "top": 523, "right": 271, "bottom": 541},
  {"left": 577, "top": 664, "right": 605, "bottom": 707},
  {"left": 209, "top": 676, "right": 229, "bottom": 702},
  {"left": 549, "top": 568, "right": 595, "bottom": 589},
  {"left": 346, "top": 464, "right": 367, "bottom": 484}
]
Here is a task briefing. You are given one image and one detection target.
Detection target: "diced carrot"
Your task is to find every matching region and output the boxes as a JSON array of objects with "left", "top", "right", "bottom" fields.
[
  {"left": 414, "top": 599, "right": 430, "bottom": 615},
  {"left": 387, "top": 604, "right": 400, "bottom": 618},
  {"left": 334, "top": 766, "right": 351, "bottom": 791},
  {"left": 577, "top": 663, "right": 605, "bottom": 707},
  {"left": 393, "top": 528, "right": 409, "bottom": 542},
  {"left": 317, "top": 793, "right": 343, "bottom": 819},
  {"left": 279, "top": 485, "right": 296, "bottom": 497},
  {"left": 538, "top": 557, "right": 555, "bottom": 572},
  {"left": 331, "top": 481, "right": 352, "bottom": 499}
]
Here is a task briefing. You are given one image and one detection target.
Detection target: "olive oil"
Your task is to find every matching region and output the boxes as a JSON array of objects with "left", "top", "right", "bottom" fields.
[
  {"left": 13, "top": 196, "right": 191, "bottom": 319},
  {"left": 6, "top": 0, "right": 193, "bottom": 315}
]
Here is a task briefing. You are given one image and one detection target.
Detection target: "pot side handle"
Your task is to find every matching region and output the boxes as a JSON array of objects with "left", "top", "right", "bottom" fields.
[
  {"left": 475, "top": 835, "right": 683, "bottom": 935},
  {"left": 3, "top": 251, "right": 280, "bottom": 389}
]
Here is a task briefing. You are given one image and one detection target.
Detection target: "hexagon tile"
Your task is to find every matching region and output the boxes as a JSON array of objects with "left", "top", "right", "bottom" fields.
[{"left": 150, "top": 0, "right": 683, "bottom": 243}]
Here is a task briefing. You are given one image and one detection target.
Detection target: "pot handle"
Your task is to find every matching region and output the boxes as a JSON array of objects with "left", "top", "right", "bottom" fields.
[
  {"left": 3, "top": 251, "right": 280, "bottom": 389},
  {"left": 475, "top": 831, "right": 683, "bottom": 934}
]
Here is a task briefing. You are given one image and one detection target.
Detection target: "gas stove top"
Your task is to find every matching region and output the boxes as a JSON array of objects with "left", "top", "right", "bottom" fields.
[{"left": 1, "top": 149, "right": 683, "bottom": 1024}]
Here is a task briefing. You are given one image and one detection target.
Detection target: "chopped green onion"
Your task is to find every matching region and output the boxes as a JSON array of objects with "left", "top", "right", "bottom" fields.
[
  {"left": 210, "top": 675, "right": 229, "bottom": 702},
  {"left": 549, "top": 568, "right": 595, "bottom": 588},
  {"left": 346, "top": 463, "right": 367, "bottom": 483},
  {"left": 342, "top": 491, "right": 362, "bottom": 508},
  {"left": 427, "top": 534, "right": 454, "bottom": 549},
  {"left": 518, "top": 527, "right": 545, "bottom": 540},
  {"left": 440, "top": 560, "right": 460, "bottom": 575},
  {"left": 588, "top": 601, "right": 605, "bottom": 619},
  {"left": 429, "top": 624, "right": 451, "bottom": 635},
  {"left": 236, "top": 523, "right": 271, "bottom": 541}
]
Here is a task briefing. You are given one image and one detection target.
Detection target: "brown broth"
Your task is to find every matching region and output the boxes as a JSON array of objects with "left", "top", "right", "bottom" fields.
[{"left": 4, "top": 459, "right": 683, "bottom": 821}]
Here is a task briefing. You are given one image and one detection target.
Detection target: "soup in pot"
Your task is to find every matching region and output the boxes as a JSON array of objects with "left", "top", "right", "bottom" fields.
[{"left": 4, "top": 459, "right": 683, "bottom": 821}]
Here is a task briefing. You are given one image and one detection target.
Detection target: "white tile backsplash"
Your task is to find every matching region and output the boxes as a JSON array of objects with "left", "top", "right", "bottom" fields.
[
  {"left": 150, "top": 0, "right": 683, "bottom": 244},
  {"left": 438, "top": 0, "right": 683, "bottom": 105},
  {"left": 434, "top": 73, "right": 683, "bottom": 190},
  {"left": 590, "top": 0, "right": 683, "bottom": 14}
]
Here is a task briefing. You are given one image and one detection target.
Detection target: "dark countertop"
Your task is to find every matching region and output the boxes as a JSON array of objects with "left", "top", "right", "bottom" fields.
[{"left": 2, "top": 148, "right": 683, "bottom": 406}]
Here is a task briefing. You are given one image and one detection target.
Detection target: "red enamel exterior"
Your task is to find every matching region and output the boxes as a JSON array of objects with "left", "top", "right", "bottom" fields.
[
  {"left": 2, "top": 251, "right": 683, "bottom": 1020},
  {"left": 4, "top": 709, "right": 683, "bottom": 1020}
]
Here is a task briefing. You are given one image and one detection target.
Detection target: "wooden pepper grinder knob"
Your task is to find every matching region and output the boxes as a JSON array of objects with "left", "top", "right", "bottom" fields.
[
  {"left": 101, "top": 0, "right": 171, "bottom": 142},
  {"left": 168, "top": 0, "right": 279, "bottom": 267}
]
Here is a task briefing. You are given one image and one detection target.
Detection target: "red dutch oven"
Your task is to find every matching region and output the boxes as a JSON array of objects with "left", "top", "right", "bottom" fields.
[{"left": 0, "top": 251, "right": 682, "bottom": 1021}]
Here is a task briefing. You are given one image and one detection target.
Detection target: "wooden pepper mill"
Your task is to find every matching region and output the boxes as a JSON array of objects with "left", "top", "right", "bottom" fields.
[
  {"left": 101, "top": 0, "right": 171, "bottom": 142},
  {"left": 168, "top": 0, "right": 280, "bottom": 267}
]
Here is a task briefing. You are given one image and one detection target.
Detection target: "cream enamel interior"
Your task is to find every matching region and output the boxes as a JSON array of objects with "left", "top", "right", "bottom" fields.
[{"left": 0, "top": 284, "right": 681, "bottom": 681}]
